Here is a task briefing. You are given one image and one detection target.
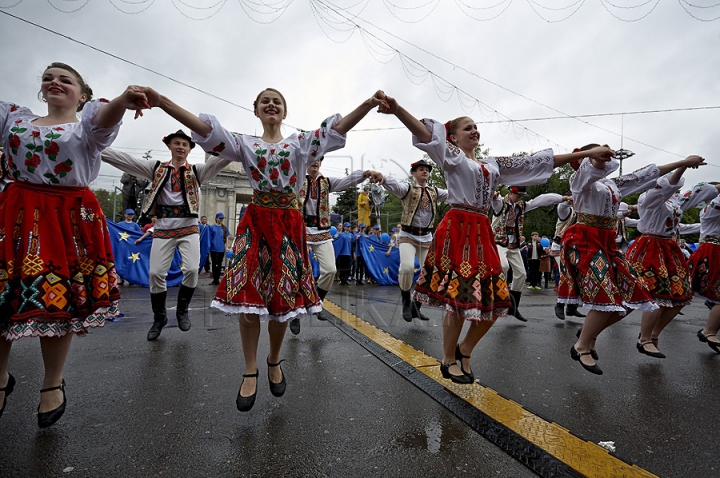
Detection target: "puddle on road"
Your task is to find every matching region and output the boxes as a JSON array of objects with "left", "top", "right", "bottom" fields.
[{"left": 397, "top": 418, "right": 464, "bottom": 454}]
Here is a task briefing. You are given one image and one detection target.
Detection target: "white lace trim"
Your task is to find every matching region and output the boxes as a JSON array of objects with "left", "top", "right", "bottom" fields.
[{"left": 210, "top": 300, "right": 322, "bottom": 322}]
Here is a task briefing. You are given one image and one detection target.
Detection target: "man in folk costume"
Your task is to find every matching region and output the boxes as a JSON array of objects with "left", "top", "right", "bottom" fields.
[
  {"left": 288, "top": 156, "right": 382, "bottom": 335},
  {"left": 382, "top": 159, "right": 448, "bottom": 322},
  {"left": 552, "top": 195, "right": 587, "bottom": 320},
  {"left": 102, "top": 130, "right": 232, "bottom": 340},
  {"left": 491, "top": 186, "right": 564, "bottom": 321}
]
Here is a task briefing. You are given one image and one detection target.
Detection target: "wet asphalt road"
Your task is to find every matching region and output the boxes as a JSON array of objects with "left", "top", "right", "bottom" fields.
[{"left": 1, "top": 276, "right": 718, "bottom": 477}]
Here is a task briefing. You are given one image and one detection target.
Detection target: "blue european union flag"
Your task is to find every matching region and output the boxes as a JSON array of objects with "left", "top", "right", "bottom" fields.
[
  {"left": 107, "top": 220, "right": 211, "bottom": 288},
  {"left": 356, "top": 236, "right": 419, "bottom": 286}
]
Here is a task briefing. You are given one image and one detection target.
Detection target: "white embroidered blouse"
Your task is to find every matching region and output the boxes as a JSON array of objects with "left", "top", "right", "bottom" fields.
[
  {"left": 570, "top": 158, "right": 660, "bottom": 218},
  {"left": 0, "top": 100, "right": 120, "bottom": 188},
  {"left": 637, "top": 175, "right": 718, "bottom": 237},
  {"left": 700, "top": 193, "right": 720, "bottom": 239},
  {"left": 412, "top": 119, "right": 555, "bottom": 211},
  {"left": 191, "top": 114, "right": 346, "bottom": 196}
]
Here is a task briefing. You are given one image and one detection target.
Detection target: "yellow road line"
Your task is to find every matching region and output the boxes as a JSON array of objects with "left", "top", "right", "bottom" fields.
[{"left": 324, "top": 300, "right": 658, "bottom": 478}]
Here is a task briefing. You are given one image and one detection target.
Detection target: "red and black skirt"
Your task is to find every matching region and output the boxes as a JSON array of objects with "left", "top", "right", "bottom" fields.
[
  {"left": 0, "top": 182, "right": 120, "bottom": 341},
  {"left": 558, "top": 214, "right": 656, "bottom": 314},
  {"left": 626, "top": 234, "right": 692, "bottom": 307},
  {"left": 688, "top": 236, "right": 720, "bottom": 303},
  {"left": 413, "top": 206, "right": 511, "bottom": 320},
  {"left": 211, "top": 191, "right": 321, "bottom": 321}
]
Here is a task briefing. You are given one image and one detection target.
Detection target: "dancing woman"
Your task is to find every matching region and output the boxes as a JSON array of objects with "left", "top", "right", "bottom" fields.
[
  {"left": 627, "top": 164, "right": 715, "bottom": 358},
  {"left": 0, "top": 62, "right": 147, "bottom": 426},
  {"left": 689, "top": 189, "right": 720, "bottom": 354},
  {"left": 379, "top": 95, "right": 613, "bottom": 383},
  {"left": 559, "top": 146, "right": 704, "bottom": 374},
  {"left": 140, "top": 87, "right": 385, "bottom": 410}
]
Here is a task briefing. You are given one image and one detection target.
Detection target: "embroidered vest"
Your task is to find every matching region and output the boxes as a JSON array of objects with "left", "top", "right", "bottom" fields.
[
  {"left": 400, "top": 185, "right": 437, "bottom": 228},
  {"left": 142, "top": 161, "right": 201, "bottom": 217},
  {"left": 493, "top": 197, "right": 526, "bottom": 247},
  {"left": 300, "top": 175, "right": 331, "bottom": 229}
]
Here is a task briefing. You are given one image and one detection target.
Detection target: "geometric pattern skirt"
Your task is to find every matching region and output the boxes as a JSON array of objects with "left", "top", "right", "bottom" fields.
[
  {"left": 0, "top": 182, "right": 120, "bottom": 341},
  {"left": 412, "top": 208, "right": 511, "bottom": 321},
  {"left": 688, "top": 240, "right": 720, "bottom": 304},
  {"left": 626, "top": 234, "right": 693, "bottom": 308},
  {"left": 211, "top": 202, "right": 321, "bottom": 322},
  {"left": 558, "top": 223, "right": 656, "bottom": 315}
]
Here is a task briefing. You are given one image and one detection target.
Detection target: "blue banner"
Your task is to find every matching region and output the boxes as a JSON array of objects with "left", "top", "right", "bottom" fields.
[
  {"left": 357, "top": 235, "right": 419, "bottom": 286},
  {"left": 107, "top": 220, "right": 211, "bottom": 288}
]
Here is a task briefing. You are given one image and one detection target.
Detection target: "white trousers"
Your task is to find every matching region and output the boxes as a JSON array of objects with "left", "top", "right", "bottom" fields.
[
  {"left": 399, "top": 242, "right": 429, "bottom": 291},
  {"left": 310, "top": 241, "right": 337, "bottom": 292},
  {"left": 149, "top": 234, "right": 200, "bottom": 293},
  {"left": 497, "top": 245, "right": 526, "bottom": 292}
]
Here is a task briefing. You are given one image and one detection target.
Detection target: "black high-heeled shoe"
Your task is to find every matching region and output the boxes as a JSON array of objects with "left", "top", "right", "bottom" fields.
[
  {"left": 38, "top": 379, "right": 66, "bottom": 428},
  {"left": 236, "top": 372, "right": 259, "bottom": 412},
  {"left": 439, "top": 362, "right": 473, "bottom": 384},
  {"left": 454, "top": 344, "right": 475, "bottom": 381},
  {"left": 0, "top": 373, "right": 16, "bottom": 420},
  {"left": 570, "top": 346, "right": 603, "bottom": 375},
  {"left": 267, "top": 357, "right": 287, "bottom": 397},
  {"left": 576, "top": 328, "right": 599, "bottom": 360}
]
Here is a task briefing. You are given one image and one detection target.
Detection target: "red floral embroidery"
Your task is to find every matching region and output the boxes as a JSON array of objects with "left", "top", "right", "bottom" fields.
[
  {"left": 10, "top": 105, "right": 17, "bottom": 112},
  {"left": 250, "top": 169, "right": 261, "bottom": 181},
  {"left": 213, "top": 142, "right": 226, "bottom": 153},
  {"left": 14, "top": 119, "right": 21, "bottom": 124},
  {"left": 280, "top": 159, "right": 290, "bottom": 172},
  {"left": 99, "top": 98, "right": 109, "bottom": 103},
  {"left": 8, "top": 135, "right": 20, "bottom": 150},
  {"left": 289, "top": 174, "right": 297, "bottom": 185},
  {"left": 25, "top": 154, "right": 41, "bottom": 168},
  {"left": 31, "top": 130, "right": 40, "bottom": 138},
  {"left": 45, "top": 141, "right": 60, "bottom": 156},
  {"left": 270, "top": 169, "right": 279, "bottom": 180},
  {"left": 283, "top": 143, "right": 289, "bottom": 148},
  {"left": 257, "top": 156, "right": 267, "bottom": 169},
  {"left": 54, "top": 162, "right": 72, "bottom": 174},
  {"left": 55, "top": 127, "right": 64, "bottom": 131},
  {"left": 270, "top": 148, "right": 275, "bottom": 154}
]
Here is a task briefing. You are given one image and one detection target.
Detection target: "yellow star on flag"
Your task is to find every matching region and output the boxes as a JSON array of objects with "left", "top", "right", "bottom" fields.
[
  {"left": 119, "top": 232, "right": 130, "bottom": 241},
  {"left": 129, "top": 252, "right": 141, "bottom": 263},
  {"left": 383, "top": 267, "right": 389, "bottom": 274},
  {"left": 368, "top": 245, "right": 375, "bottom": 252}
]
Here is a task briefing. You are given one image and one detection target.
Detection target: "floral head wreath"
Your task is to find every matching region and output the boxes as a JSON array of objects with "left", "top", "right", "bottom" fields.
[{"left": 444, "top": 121, "right": 452, "bottom": 143}]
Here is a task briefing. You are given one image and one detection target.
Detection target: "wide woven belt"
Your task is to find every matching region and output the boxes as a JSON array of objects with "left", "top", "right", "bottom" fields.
[
  {"left": 158, "top": 204, "right": 192, "bottom": 218},
  {"left": 576, "top": 212, "right": 618, "bottom": 230},
  {"left": 252, "top": 190, "right": 300, "bottom": 210},
  {"left": 450, "top": 204, "right": 488, "bottom": 216},
  {"left": 403, "top": 225, "right": 434, "bottom": 236},
  {"left": 701, "top": 235, "right": 720, "bottom": 246}
]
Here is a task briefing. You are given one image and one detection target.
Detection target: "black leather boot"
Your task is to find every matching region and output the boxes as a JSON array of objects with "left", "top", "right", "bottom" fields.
[
  {"left": 566, "top": 303, "right": 586, "bottom": 318},
  {"left": 176, "top": 285, "right": 195, "bottom": 331},
  {"left": 148, "top": 291, "right": 168, "bottom": 341},
  {"left": 316, "top": 288, "right": 329, "bottom": 321},
  {"left": 554, "top": 302, "right": 566, "bottom": 320},
  {"left": 401, "top": 289, "right": 413, "bottom": 322},
  {"left": 509, "top": 290, "right": 528, "bottom": 322},
  {"left": 412, "top": 300, "right": 430, "bottom": 321}
]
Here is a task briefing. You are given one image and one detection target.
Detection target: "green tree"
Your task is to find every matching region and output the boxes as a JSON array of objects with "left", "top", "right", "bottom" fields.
[
  {"left": 523, "top": 164, "right": 574, "bottom": 239},
  {"left": 93, "top": 188, "right": 123, "bottom": 221},
  {"left": 332, "top": 168, "right": 359, "bottom": 225}
]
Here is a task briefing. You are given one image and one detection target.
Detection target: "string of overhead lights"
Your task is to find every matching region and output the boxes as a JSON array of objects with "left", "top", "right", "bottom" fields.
[{"left": 3, "top": 0, "right": 719, "bottom": 21}]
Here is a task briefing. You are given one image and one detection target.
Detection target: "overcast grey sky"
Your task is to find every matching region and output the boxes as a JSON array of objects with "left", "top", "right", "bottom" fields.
[{"left": 1, "top": 0, "right": 719, "bottom": 192}]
